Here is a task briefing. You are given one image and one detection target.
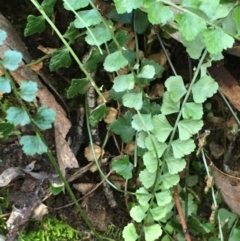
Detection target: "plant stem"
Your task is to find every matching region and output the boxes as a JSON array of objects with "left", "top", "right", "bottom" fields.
[
  {"left": 29, "top": 0, "right": 106, "bottom": 103},
  {"left": 168, "top": 48, "right": 208, "bottom": 147},
  {"left": 4, "top": 69, "right": 103, "bottom": 241}
]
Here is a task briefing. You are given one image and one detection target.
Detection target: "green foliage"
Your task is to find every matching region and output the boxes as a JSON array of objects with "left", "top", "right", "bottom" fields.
[
  {"left": 112, "top": 155, "right": 133, "bottom": 179},
  {"left": 89, "top": 104, "right": 108, "bottom": 126},
  {"left": 104, "top": 50, "right": 128, "bottom": 72},
  {"left": 0, "top": 29, "right": 7, "bottom": 44},
  {"left": 67, "top": 78, "right": 89, "bottom": 98},
  {"left": 24, "top": 15, "right": 46, "bottom": 36},
  {"left": 0, "top": 30, "right": 55, "bottom": 156},
  {"left": 50, "top": 49, "right": 72, "bottom": 71},
  {"left": 20, "top": 0, "right": 240, "bottom": 240},
  {"left": 19, "top": 81, "right": 38, "bottom": 102},
  {"left": 3, "top": 50, "right": 22, "bottom": 71},
  {"left": 20, "top": 135, "right": 47, "bottom": 155},
  {"left": 110, "top": 111, "right": 135, "bottom": 143}
]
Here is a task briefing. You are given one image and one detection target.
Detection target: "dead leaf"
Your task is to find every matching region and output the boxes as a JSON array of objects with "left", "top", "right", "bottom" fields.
[
  {"left": 226, "top": 43, "right": 240, "bottom": 57},
  {"left": 149, "top": 83, "right": 164, "bottom": 99},
  {"left": 196, "top": 130, "right": 210, "bottom": 156},
  {"left": 148, "top": 50, "right": 168, "bottom": 67},
  {"left": 0, "top": 166, "right": 56, "bottom": 187},
  {"left": 6, "top": 194, "right": 41, "bottom": 241},
  {"left": 73, "top": 183, "right": 95, "bottom": 194},
  {"left": 208, "top": 65, "right": 240, "bottom": 111},
  {"left": 0, "top": 167, "right": 24, "bottom": 187},
  {"left": 104, "top": 107, "right": 118, "bottom": 123},
  {"left": 84, "top": 144, "right": 105, "bottom": 162},
  {"left": 211, "top": 162, "right": 240, "bottom": 216},
  {"left": 209, "top": 142, "right": 224, "bottom": 159},
  {"left": 92, "top": 0, "right": 111, "bottom": 18},
  {"left": 226, "top": 118, "right": 238, "bottom": 140},
  {"left": 109, "top": 175, "right": 125, "bottom": 189},
  {"left": 30, "top": 61, "right": 43, "bottom": 72},
  {"left": 124, "top": 141, "right": 135, "bottom": 156},
  {"left": 97, "top": 91, "right": 111, "bottom": 105},
  {"left": 37, "top": 45, "right": 56, "bottom": 55},
  {"left": 32, "top": 203, "right": 48, "bottom": 220}
]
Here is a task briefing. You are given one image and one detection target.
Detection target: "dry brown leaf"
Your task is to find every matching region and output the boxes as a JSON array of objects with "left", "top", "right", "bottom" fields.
[
  {"left": 104, "top": 107, "right": 118, "bottom": 123},
  {"left": 148, "top": 50, "right": 168, "bottom": 67},
  {"left": 84, "top": 144, "right": 105, "bottom": 162},
  {"left": 209, "top": 142, "right": 224, "bottom": 159},
  {"left": 226, "top": 43, "right": 240, "bottom": 57},
  {"left": 119, "top": 66, "right": 130, "bottom": 75},
  {"left": 124, "top": 141, "right": 135, "bottom": 156},
  {"left": 32, "top": 203, "right": 48, "bottom": 220},
  {"left": 73, "top": 183, "right": 95, "bottom": 194},
  {"left": 211, "top": 162, "right": 240, "bottom": 216},
  {"left": 6, "top": 194, "right": 41, "bottom": 241},
  {"left": 0, "top": 167, "right": 55, "bottom": 187},
  {"left": 37, "top": 45, "right": 57, "bottom": 55},
  {"left": 30, "top": 61, "right": 43, "bottom": 72},
  {"left": 97, "top": 91, "right": 111, "bottom": 105},
  {"left": 109, "top": 175, "right": 125, "bottom": 189},
  {"left": 226, "top": 118, "right": 238, "bottom": 140},
  {"left": 92, "top": 0, "right": 111, "bottom": 17},
  {"left": 208, "top": 65, "right": 240, "bottom": 111},
  {"left": 149, "top": 83, "right": 164, "bottom": 99}
]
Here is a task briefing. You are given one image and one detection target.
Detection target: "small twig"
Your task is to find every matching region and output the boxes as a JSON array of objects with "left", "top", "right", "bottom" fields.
[
  {"left": 0, "top": 213, "right": 10, "bottom": 218},
  {"left": 153, "top": 26, "right": 177, "bottom": 76},
  {"left": 173, "top": 185, "right": 191, "bottom": 241},
  {"left": 51, "top": 169, "right": 114, "bottom": 210},
  {"left": 42, "top": 162, "right": 95, "bottom": 201}
]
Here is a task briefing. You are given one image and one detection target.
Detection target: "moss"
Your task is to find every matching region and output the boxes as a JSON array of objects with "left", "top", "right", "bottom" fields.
[{"left": 19, "top": 216, "right": 87, "bottom": 241}]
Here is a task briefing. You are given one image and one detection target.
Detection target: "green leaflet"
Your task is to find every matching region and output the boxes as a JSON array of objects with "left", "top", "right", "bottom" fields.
[
  {"left": 104, "top": 50, "right": 128, "bottom": 72},
  {"left": 144, "top": 224, "right": 162, "bottom": 241},
  {"left": 192, "top": 75, "right": 219, "bottom": 103},
  {"left": 161, "top": 91, "right": 180, "bottom": 115},
  {"left": 165, "top": 76, "right": 186, "bottom": 102},
  {"left": 20, "top": 135, "right": 47, "bottom": 155},
  {"left": 122, "top": 223, "right": 139, "bottom": 241},
  {"left": 19, "top": 81, "right": 38, "bottom": 102},
  {"left": 74, "top": 9, "right": 102, "bottom": 28},
  {"left": 6, "top": 107, "right": 30, "bottom": 126},
  {"left": 2, "top": 50, "right": 22, "bottom": 71},
  {"left": 132, "top": 114, "right": 153, "bottom": 132},
  {"left": 50, "top": 49, "right": 72, "bottom": 71},
  {"left": 130, "top": 205, "right": 147, "bottom": 223},
  {"left": 109, "top": 111, "right": 135, "bottom": 143},
  {"left": 67, "top": 78, "right": 89, "bottom": 98},
  {"left": 152, "top": 114, "right": 173, "bottom": 142},
  {"left": 144, "top": 2, "right": 173, "bottom": 24},
  {"left": 24, "top": 15, "right": 46, "bottom": 36},
  {"left": 0, "top": 29, "right": 7, "bottom": 45},
  {"left": 0, "top": 77, "right": 11, "bottom": 93},
  {"left": 178, "top": 119, "right": 203, "bottom": 140},
  {"left": 202, "top": 28, "right": 234, "bottom": 54},
  {"left": 171, "top": 138, "right": 196, "bottom": 158},
  {"left": 111, "top": 155, "right": 133, "bottom": 179},
  {"left": 114, "top": 0, "right": 143, "bottom": 14},
  {"left": 85, "top": 22, "right": 112, "bottom": 46},
  {"left": 113, "top": 73, "right": 135, "bottom": 92},
  {"left": 175, "top": 12, "right": 206, "bottom": 41},
  {"left": 33, "top": 106, "right": 56, "bottom": 130}
]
